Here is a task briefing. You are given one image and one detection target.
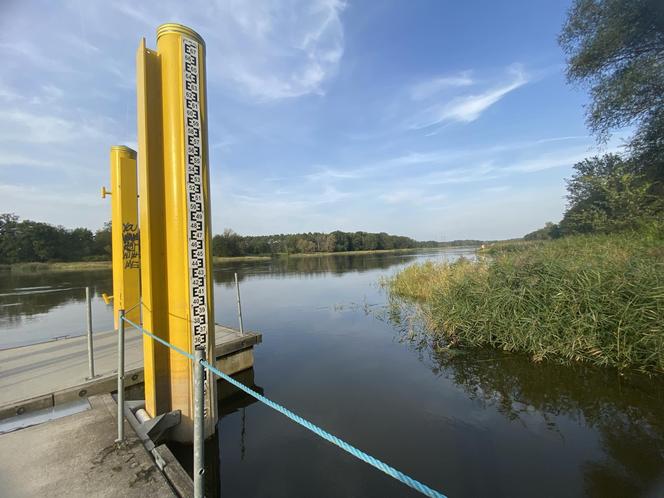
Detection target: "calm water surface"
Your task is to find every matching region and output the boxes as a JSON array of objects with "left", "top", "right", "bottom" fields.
[{"left": 1, "top": 248, "right": 663, "bottom": 497}]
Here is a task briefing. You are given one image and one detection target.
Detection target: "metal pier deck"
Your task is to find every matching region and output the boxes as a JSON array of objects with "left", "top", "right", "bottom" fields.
[{"left": 0, "top": 325, "right": 261, "bottom": 419}]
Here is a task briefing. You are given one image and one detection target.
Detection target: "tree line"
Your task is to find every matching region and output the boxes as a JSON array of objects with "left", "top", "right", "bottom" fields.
[
  {"left": 0, "top": 214, "right": 111, "bottom": 264},
  {"left": 525, "top": 0, "right": 664, "bottom": 240},
  {"left": 211, "top": 229, "right": 477, "bottom": 257},
  {"left": 0, "top": 214, "right": 483, "bottom": 264}
]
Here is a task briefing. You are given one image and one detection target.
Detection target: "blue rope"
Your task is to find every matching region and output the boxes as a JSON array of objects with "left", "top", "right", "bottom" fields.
[{"left": 122, "top": 316, "right": 448, "bottom": 498}]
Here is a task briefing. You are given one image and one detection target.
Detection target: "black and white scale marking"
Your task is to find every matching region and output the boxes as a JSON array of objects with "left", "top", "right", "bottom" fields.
[{"left": 183, "top": 36, "right": 209, "bottom": 352}]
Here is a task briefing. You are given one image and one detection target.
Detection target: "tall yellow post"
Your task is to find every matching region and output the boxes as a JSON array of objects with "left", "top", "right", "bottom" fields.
[
  {"left": 137, "top": 23, "right": 217, "bottom": 441},
  {"left": 108, "top": 146, "right": 140, "bottom": 329}
]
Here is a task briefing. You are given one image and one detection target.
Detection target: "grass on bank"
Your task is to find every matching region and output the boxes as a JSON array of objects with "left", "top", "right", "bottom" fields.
[
  {"left": 1, "top": 261, "right": 113, "bottom": 273},
  {"left": 213, "top": 246, "right": 442, "bottom": 262},
  {"left": 2, "top": 247, "right": 445, "bottom": 272},
  {"left": 388, "top": 229, "right": 664, "bottom": 373}
]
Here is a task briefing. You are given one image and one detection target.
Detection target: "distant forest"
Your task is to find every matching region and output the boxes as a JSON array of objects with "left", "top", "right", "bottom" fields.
[
  {"left": 211, "top": 229, "right": 480, "bottom": 257},
  {"left": 0, "top": 213, "right": 482, "bottom": 263},
  {"left": 0, "top": 214, "right": 112, "bottom": 264}
]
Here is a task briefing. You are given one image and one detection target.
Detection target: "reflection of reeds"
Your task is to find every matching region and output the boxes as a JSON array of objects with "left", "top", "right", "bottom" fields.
[
  {"left": 8, "top": 261, "right": 111, "bottom": 273},
  {"left": 386, "top": 299, "right": 664, "bottom": 496},
  {"left": 386, "top": 231, "right": 664, "bottom": 373}
]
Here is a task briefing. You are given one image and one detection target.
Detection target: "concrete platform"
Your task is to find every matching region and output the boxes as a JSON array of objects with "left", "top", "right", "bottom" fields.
[
  {"left": 0, "top": 325, "right": 261, "bottom": 419},
  {"left": 0, "top": 394, "right": 176, "bottom": 498}
]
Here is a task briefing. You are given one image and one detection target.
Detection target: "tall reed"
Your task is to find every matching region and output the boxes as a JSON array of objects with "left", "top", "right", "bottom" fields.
[{"left": 388, "top": 230, "right": 664, "bottom": 372}]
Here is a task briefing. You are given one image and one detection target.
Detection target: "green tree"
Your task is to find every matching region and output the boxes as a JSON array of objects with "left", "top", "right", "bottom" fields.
[
  {"left": 0, "top": 213, "right": 20, "bottom": 263},
  {"left": 524, "top": 222, "right": 561, "bottom": 240},
  {"left": 93, "top": 222, "right": 112, "bottom": 258},
  {"left": 67, "top": 228, "right": 95, "bottom": 260},
  {"left": 559, "top": 154, "right": 659, "bottom": 234},
  {"left": 560, "top": 0, "right": 664, "bottom": 184},
  {"left": 212, "top": 228, "right": 242, "bottom": 257}
]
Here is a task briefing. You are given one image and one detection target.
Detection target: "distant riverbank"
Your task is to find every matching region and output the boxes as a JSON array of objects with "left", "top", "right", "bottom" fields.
[
  {"left": 1, "top": 261, "right": 113, "bottom": 273},
  {"left": 387, "top": 230, "right": 664, "bottom": 373},
  {"left": 1, "top": 246, "right": 453, "bottom": 273},
  {"left": 214, "top": 247, "right": 450, "bottom": 262}
]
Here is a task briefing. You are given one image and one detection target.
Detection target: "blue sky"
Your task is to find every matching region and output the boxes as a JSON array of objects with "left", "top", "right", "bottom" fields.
[{"left": 0, "top": 0, "right": 624, "bottom": 240}]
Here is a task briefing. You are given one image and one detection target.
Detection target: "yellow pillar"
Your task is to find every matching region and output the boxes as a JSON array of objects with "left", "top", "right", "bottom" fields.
[
  {"left": 108, "top": 146, "right": 140, "bottom": 329},
  {"left": 137, "top": 23, "right": 217, "bottom": 441}
]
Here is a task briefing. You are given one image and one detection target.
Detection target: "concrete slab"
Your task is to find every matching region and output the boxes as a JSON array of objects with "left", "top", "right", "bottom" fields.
[
  {"left": 0, "top": 394, "right": 175, "bottom": 498},
  {"left": 0, "top": 325, "right": 261, "bottom": 418}
]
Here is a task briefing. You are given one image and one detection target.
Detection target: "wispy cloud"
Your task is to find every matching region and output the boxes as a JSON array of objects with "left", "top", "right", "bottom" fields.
[
  {"left": 0, "top": 109, "right": 108, "bottom": 144},
  {"left": 406, "top": 64, "right": 529, "bottom": 129},
  {"left": 209, "top": 0, "right": 347, "bottom": 100},
  {"left": 48, "top": 0, "right": 348, "bottom": 102},
  {"left": 0, "top": 41, "right": 75, "bottom": 73},
  {"left": 303, "top": 135, "right": 592, "bottom": 184},
  {"left": 409, "top": 71, "right": 474, "bottom": 100},
  {"left": 0, "top": 82, "right": 20, "bottom": 102},
  {"left": 437, "top": 68, "right": 528, "bottom": 123},
  {"left": 379, "top": 189, "right": 446, "bottom": 206}
]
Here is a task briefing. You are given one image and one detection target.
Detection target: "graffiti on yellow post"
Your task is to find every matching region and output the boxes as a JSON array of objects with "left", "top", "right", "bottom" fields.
[{"left": 122, "top": 222, "right": 140, "bottom": 269}]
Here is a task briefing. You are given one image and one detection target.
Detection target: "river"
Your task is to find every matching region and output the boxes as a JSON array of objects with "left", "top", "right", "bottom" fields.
[{"left": 1, "top": 248, "right": 663, "bottom": 497}]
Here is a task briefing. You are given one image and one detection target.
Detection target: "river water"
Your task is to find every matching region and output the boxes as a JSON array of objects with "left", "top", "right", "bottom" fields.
[{"left": 1, "top": 248, "right": 663, "bottom": 497}]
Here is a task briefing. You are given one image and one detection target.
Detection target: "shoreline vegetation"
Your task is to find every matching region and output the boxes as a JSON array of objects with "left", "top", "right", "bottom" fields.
[
  {"left": 387, "top": 229, "right": 664, "bottom": 373},
  {"left": 1, "top": 246, "right": 460, "bottom": 272},
  {"left": 1, "top": 261, "right": 113, "bottom": 273},
  {"left": 0, "top": 214, "right": 485, "bottom": 269},
  {"left": 386, "top": 0, "right": 664, "bottom": 376}
]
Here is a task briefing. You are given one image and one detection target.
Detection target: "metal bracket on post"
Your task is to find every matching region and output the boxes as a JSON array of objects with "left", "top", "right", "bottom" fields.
[
  {"left": 193, "top": 348, "right": 205, "bottom": 498},
  {"left": 123, "top": 400, "right": 181, "bottom": 451},
  {"left": 116, "top": 309, "right": 126, "bottom": 443}
]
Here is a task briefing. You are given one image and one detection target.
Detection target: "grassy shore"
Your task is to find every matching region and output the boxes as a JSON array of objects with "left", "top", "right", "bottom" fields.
[
  {"left": 387, "top": 229, "right": 664, "bottom": 373},
  {"left": 212, "top": 255, "right": 272, "bottom": 263},
  {"left": 276, "top": 247, "right": 431, "bottom": 258},
  {"left": 2, "top": 261, "right": 112, "bottom": 273},
  {"left": 2, "top": 247, "right": 445, "bottom": 272},
  {"left": 214, "top": 246, "right": 445, "bottom": 262}
]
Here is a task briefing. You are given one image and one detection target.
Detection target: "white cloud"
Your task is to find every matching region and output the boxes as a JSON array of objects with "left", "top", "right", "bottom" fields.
[
  {"left": 13, "top": 1, "right": 347, "bottom": 102},
  {"left": 0, "top": 82, "right": 20, "bottom": 102},
  {"left": 409, "top": 71, "right": 474, "bottom": 100},
  {"left": 303, "top": 135, "right": 589, "bottom": 185},
  {"left": 0, "top": 41, "right": 74, "bottom": 73},
  {"left": 305, "top": 166, "right": 362, "bottom": 181},
  {"left": 407, "top": 64, "right": 529, "bottom": 129},
  {"left": 379, "top": 189, "right": 446, "bottom": 206},
  {"left": 205, "top": 0, "right": 347, "bottom": 100},
  {"left": 440, "top": 72, "right": 527, "bottom": 123},
  {"left": 0, "top": 154, "right": 57, "bottom": 168},
  {"left": 0, "top": 110, "right": 107, "bottom": 144}
]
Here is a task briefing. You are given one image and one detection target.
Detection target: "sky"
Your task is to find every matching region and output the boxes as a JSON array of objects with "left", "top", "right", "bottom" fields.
[{"left": 0, "top": 0, "right": 625, "bottom": 241}]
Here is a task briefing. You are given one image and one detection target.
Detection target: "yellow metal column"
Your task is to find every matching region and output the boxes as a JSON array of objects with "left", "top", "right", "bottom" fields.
[
  {"left": 137, "top": 23, "right": 217, "bottom": 442},
  {"left": 137, "top": 37, "right": 172, "bottom": 421},
  {"left": 108, "top": 146, "right": 140, "bottom": 329}
]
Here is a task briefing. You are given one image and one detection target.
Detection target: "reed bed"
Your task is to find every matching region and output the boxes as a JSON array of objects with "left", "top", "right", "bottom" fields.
[
  {"left": 7, "top": 261, "right": 112, "bottom": 272},
  {"left": 388, "top": 231, "right": 664, "bottom": 372}
]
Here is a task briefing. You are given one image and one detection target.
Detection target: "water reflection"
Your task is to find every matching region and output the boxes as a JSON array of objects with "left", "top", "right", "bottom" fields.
[
  {"left": 389, "top": 304, "right": 664, "bottom": 498},
  {"left": 171, "top": 369, "right": 264, "bottom": 498},
  {"left": 216, "top": 368, "right": 264, "bottom": 472},
  {"left": 0, "top": 249, "right": 449, "bottom": 328},
  {"left": 0, "top": 271, "right": 112, "bottom": 339},
  {"left": 3, "top": 246, "right": 661, "bottom": 496},
  {"left": 211, "top": 250, "right": 450, "bottom": 285}
]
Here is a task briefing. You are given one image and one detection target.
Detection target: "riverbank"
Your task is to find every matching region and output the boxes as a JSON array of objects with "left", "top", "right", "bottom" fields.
[
  {"left": 1, "top": 261, "right": 113, "bottom": 273},
  {"left": 2, "top": 247, "right": 445, "bottom": 272},
  {"left": 211, "top": 247, "right": 446, "bottom": 263},
  {"left": 387, "top": 230, "right": 664, "bottom": 373},
  {"left": 213, "top": 255, "right": 272, "bottom": 263}
]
